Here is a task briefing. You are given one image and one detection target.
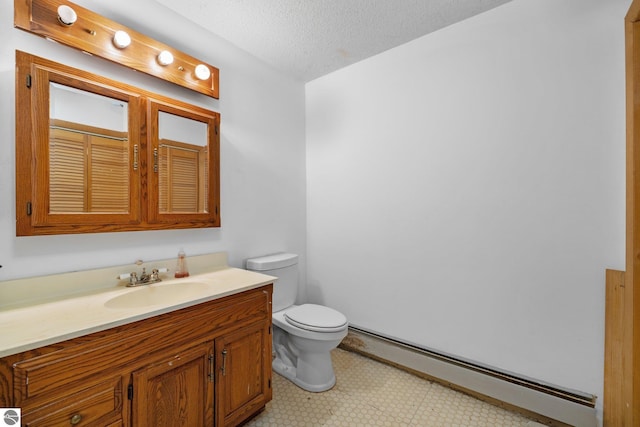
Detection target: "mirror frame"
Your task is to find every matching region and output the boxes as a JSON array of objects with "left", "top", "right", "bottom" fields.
[{"left": 15, "top": 51, "right": 220, "bottom": 236}]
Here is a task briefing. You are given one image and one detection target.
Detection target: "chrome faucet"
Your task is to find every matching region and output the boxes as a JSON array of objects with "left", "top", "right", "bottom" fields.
[{"left": 118, "top": 267, "right": 168, "bottom": 287}]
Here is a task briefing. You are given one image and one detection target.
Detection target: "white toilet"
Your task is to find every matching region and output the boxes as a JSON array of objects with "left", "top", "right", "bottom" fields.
[{"left": 246, "top": 253, "right": 348, "bottom": 392}]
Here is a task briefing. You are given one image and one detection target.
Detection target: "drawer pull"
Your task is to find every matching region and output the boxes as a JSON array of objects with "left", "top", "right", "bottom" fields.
[{"left": 70, "top": 413, "right": 83, "bottom": 425}]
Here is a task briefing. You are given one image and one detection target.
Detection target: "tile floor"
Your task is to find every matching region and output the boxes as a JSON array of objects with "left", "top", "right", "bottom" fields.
[{"left": 246, "top": 348, "right": 544, "bottom": 427}]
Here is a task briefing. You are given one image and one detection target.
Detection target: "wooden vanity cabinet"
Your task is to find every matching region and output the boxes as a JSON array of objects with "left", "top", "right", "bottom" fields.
[{"left": 0, "top": 285, "right": 273, "bottom": 427}]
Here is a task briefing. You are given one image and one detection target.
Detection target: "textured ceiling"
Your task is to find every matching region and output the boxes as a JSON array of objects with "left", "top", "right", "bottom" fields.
[{"left": 155, "top": 0, "right": 513, "bottom": 82}]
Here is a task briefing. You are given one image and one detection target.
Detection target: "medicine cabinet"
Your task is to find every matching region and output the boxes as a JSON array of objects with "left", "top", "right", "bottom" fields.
[{"left": 15, "top": 51, "right": 220, "bottom": 236}]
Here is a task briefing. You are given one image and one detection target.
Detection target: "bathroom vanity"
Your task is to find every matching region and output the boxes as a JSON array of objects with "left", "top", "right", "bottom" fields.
[{"left": 0, "top": 254, "right": 274, "bottom": 427}]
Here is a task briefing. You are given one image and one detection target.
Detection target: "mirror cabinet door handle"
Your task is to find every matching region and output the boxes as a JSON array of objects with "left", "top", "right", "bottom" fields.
[
  {"left": 133, "top": 144, "right": 138, "bottom": 170},
  {"left": 153, "top": 147, "right": 158, "bottom": 173}
]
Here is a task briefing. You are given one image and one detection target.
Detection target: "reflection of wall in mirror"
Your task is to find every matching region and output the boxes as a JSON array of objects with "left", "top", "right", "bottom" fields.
[
  {"left": 159, "top": 111, "right": 207, "bottom": 147},
  {"left": 50, "top": 83, "right": 128, "bottom": 132}
]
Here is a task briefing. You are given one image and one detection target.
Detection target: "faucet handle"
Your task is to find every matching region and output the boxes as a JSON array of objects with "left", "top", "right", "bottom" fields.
[
  {"left": 117, "top": 271, "right": 139, "bottom": 285},
  {"left": 120, "top": 271, "right": 144, "bottom": 287},
  {"left": 149, "top": 268, "right": 169, "bottom": 282}
]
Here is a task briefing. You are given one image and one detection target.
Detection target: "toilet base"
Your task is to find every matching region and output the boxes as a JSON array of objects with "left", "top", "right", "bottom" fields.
[
  {"left": 272, "top": 357, "right": 336, "bottom": 392},
  {"left": 271, "top": 321, "right": 346, "bottom": 393}
]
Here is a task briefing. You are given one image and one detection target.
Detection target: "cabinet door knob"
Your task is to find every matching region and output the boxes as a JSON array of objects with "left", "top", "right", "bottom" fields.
[{"left": 70, "top": 413, "right": 83, "bottom": 425}]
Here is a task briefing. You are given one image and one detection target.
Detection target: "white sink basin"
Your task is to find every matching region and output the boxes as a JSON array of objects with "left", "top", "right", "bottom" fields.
[{"left": 105, "top": 282, "right": 212, "bottom": 309}]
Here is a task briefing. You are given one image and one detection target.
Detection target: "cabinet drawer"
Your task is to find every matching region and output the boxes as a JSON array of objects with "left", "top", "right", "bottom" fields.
[
  {"left": 13, "top": 345, "right": 110, "bottom": 402},
  {"left": 21, "top": 376, "right": 122, "bottom": 427}
]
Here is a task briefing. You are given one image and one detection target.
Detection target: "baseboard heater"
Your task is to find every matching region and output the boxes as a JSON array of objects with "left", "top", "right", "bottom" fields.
[{"left": 339, "top": 326, "right": 596, "bottom": 427}]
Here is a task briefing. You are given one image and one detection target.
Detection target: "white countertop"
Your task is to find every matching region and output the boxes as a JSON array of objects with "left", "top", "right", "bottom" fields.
[{"left": 0, "top": 267, "right": 275, "bottom": 358}]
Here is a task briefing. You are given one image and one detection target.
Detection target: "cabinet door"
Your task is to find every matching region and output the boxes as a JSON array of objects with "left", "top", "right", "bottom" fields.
[
  {"left": 215, "top": 322, "right": 272, "bottom": 427},
  {"left": 147, "top": 100, "right": 220, "bottom": 228},
  {"left": 15, "top": 53, "right": 143, "bottom": 236},
  {"left": 131, "top": 343, "right": 214, "bottom": 427}
]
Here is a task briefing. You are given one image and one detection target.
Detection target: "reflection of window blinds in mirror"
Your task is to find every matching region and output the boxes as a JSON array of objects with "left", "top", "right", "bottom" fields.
[
  {"left": 158, "top": 145, "right": 199, "bottom": 212},
  {"left": 89, "top": 136, "right": 129, "bottom": 212},
  {"left": 50, "top": 128, "right": 85, "bottom": 213},
  {"left": 49, "top": 127, "right": 129, "bottom": 213}
]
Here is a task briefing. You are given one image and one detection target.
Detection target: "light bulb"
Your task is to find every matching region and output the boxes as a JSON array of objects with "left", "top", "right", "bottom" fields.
[
  {"left": 57, "top": 5, "right": 77, "bottom": 26},
  {"left": 113, "top": 31, "right": 131, "bottom": 49},
  {"left": 194, "top": 64, "right": 211, "bottom": 81},
  {"left": 157, "top": 50, "right": 174, "bottom": 66}
]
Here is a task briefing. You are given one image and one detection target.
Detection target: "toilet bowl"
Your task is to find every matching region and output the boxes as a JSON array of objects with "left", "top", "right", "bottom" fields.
[
  {"left": 246, "top": 253, "right": 348, "bottom": 392},
  {"left": 272, "top": 304, "right": 348, "bottom": 391}
]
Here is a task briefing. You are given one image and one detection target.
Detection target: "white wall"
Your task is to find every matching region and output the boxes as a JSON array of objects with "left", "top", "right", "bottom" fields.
[
  {"left": 0, "top": 0, "right": 306, "bottom": 283},
  {"left": 306, "top": 0, "right": 628, "bottom": 419},
  {"left": 0, "top": 0, "right": 629, "bottom": 421}
]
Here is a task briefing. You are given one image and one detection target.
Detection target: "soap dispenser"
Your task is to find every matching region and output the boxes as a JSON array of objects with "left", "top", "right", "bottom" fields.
[{"left": 175, "top": 249, "right": 189, "bottom": 278}]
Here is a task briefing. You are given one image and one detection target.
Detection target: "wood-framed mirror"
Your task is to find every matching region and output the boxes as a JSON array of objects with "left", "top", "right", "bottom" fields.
[
  {"left": 147, "top": 99, "right": 220, "bottom": 226},
  {"left": 15, "top": 51, "right": 220, "bottom": 236}
]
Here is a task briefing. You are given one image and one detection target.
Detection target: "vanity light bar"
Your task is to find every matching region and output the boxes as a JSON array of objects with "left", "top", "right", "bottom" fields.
[{"left": 14, "top": 0, "right": 219, "bottom": 99}]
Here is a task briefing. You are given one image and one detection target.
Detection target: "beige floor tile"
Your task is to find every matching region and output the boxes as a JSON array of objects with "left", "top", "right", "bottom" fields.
[
  {"left": 413, "top": 382, "right": 530, "bottom": 427},
  {"left": 331, "top": 349, "right": 432, "bottom": 424},
  {"left": 248, "top": 369, "right": 409, "bottom": 426},
  {"left": 246, "top": 348, "right": 533, "bottom": 427}
]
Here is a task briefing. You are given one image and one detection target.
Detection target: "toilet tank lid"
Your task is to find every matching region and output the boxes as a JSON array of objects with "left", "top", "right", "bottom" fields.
[{"left": 246, "top": 253, "right": 298, "bottom": 271}]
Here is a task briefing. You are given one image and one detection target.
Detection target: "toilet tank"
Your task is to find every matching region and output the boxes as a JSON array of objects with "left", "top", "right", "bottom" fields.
[{"left": 246, "top": 253, "right": 298, "bottom": 312}]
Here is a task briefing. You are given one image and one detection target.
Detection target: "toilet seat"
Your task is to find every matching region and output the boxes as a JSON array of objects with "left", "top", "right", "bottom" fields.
[{"left": 284, "top": 304, "right": 347, "bottom": 332}]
